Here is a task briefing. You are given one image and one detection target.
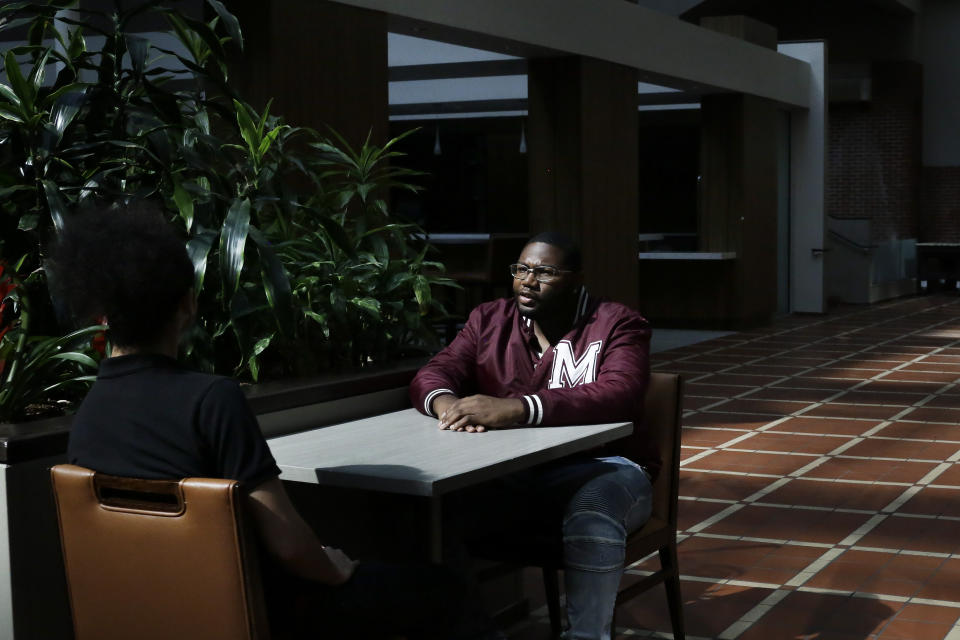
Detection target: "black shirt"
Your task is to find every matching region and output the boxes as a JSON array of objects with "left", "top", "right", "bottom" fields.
[{"left": 69, "top": 353, "right": 280, "bottom": 488}]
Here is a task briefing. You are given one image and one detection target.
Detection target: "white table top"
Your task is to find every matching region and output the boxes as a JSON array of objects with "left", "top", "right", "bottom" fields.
[{"left": 268, "top": 408, "right": 632, "bottom": 497}]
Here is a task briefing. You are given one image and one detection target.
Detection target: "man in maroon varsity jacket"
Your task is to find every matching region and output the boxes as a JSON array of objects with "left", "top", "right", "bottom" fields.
[{"left": 410, "top": 232, "right": 655, "bottom": 640}]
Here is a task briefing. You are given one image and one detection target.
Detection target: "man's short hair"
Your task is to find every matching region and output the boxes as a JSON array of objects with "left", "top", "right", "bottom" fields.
[
  {"left": 526, "top": 231, "right": 582, "bottom": 272},
  {"left": 47, "top": 203, "right": 194, "bottom": 348}
]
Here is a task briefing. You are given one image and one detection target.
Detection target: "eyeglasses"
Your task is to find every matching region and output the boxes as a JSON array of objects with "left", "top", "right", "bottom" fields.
[{"left": 509, "top": 263, "right": 573, "bottom": 283}]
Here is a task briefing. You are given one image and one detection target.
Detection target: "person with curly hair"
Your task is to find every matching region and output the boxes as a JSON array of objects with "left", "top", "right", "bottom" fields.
[{"left": 47, "top": 203, "right": 492, "bottom": 640}]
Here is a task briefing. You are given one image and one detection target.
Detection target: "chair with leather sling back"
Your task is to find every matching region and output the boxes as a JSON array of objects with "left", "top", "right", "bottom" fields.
[
  {"left": 479, "top": 372, "right": 685, "bottom": 638},
  {"left": 51, "top": 464, "right": 271, "bottom": 640}
]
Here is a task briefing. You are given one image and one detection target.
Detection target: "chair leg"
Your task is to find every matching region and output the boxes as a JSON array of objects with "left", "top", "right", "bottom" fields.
[
  {"left": 659, "top": 545, "right": 685, "bottom": 640},
  {"left": 542, "top": 567, "right": 563, "bottom": 638}
]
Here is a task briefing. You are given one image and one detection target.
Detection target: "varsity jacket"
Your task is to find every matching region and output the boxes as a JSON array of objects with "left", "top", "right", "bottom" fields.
[{"left": 410, "top": 288, "right": 660, "bottom": 479}]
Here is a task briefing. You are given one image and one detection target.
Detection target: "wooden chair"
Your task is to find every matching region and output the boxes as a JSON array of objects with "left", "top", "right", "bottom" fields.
[
  {"left": 619, "top": 371, "right": 684, "bottom": 637},
  {"left": 480, "top": 372, "right": 685, "bottom": 638},
  {"left": 50, "top": 464, "right": 271, "bottom": 640}
]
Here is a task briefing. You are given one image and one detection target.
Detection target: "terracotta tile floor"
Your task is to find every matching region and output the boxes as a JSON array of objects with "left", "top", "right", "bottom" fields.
[{"left": 509, "top": 294, "right": 960, "bottom": 639}]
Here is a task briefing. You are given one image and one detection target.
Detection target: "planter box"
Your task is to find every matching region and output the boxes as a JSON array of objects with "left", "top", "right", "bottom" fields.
[
  {"left": 0, "top": 414, "right": 72, "bottom": 640},
  {"left": 0, "top": 359, "right": 425, "bottom": 640}
]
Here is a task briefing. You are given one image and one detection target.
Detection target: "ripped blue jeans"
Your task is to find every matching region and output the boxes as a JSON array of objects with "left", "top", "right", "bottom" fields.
[{"left": 494, "top": 456, "right": 653, "bottom": 640}]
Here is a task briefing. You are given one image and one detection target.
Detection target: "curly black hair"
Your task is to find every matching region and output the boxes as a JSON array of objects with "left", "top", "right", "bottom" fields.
[{"left": 46, "top": 203, "right": 194, "bottom": 348}]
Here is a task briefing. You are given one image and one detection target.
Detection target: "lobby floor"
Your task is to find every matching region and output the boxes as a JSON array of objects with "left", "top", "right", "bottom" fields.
[{"left": 509, "top": 293, "right": 960, "bottom": 639}]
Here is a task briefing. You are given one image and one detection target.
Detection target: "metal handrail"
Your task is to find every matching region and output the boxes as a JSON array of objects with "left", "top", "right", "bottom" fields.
[{"left": 828, "top": 229, "right": 876, "bottom": 254}]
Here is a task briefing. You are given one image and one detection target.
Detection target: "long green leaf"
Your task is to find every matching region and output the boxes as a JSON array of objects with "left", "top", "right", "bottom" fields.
[
  {"left": 0, "top": 2, "right": 37, "bottom": 16},
  {"left": 0, "top": 104, "right": 24, "bottom": 123},
  {"left": 177, "top": 13, "right": 227, "bottom": 62},
  {"left": 4, "top": 51, "right": 33, "bottom": 114},
  {"left": 27, "top": 48, "right": 49, "bottom": 94},
  {"left": 219, "top": 198, "right": 250, "bottom": 297},
  {"left": 350, "top": 297, "right": 381, "bottom": 321},
  {"left": 18, "top": 325, "right": 105, "bottom": 376},
  {"left": 0, "top": 81, "right": 20, "bottom": 106},
  {"left": 413, "top": 275, "right": 431, "bottom": 313},
  {"left": 50, "top": 95, "right": 80, "bottom": 137},
  {"left": 249, "top": 226, "right": 293, "bottom": 332},
  {"left": 246, "top": 333, "right": 273, "bottom": 382},
  {"left": 173, "top": 182, "right": 195, "bottom": 232},
  {"left": 49, "top": 351, "right": 98, "bottom": 368},
  {"left": 368, "top": 234, "right": 389, "bottom": 264},
  {"left": 40, "top": 375, "right": 98, "bottom": 396},
  {"left": 257, "top": 125, "right": 283, "bottom": 158},
  {"left": 186, "top": 228, "right": 216, "bottom": 293},
  {"left": 40, "top": 179, "right": 67, "bottom": 232},
  {"left": 233, "top": 99, "right": 259, "bottom": 158},
  {"left": 0, "top": 16, "right": 36, "bottom": 35},
  {"left": 384, "top": 271, "right": 414, "bottom": 292},
  {"left": 126, "top": 34, "right": 148, "bottom": 75},
  {"left": 55, "top": 16, "right": 110, "bottom": 38},
  {"left": 67, "top": 22, "right": 86, "bottom": 59},
  {"left": 42, "top": 82, "right": 86, "bottom": 108},
  {"left": 206, "top": 0, "right": 243, "bottom": 50}
]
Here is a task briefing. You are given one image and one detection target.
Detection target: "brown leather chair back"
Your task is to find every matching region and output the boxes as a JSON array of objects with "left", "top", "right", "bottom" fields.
[
  {"left": 644, "top": 373, "right": 683, "bottom": 528},
  {"left": 51, "top": 464, "right": 270, "bottom": 640}
]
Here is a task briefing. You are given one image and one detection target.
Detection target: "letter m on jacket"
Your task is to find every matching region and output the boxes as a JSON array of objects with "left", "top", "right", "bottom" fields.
[{"left": 548, "top": 340, "right": 603, "bottom": 389}]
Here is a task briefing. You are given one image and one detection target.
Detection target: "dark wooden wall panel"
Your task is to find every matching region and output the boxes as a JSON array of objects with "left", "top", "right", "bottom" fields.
[
  {"left": 527, "top": 57, "right": 640, "bottom": 309},
  {"left": 231, "top": 0, "right": 388, "bottom": 149}
]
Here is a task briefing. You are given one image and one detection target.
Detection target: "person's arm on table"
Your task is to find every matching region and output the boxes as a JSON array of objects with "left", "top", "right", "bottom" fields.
[
  {"left": 438, "top": 314, "right": 650, "bottom": 430},
  {"left": 413, "top": 307, "right": 531, "bottom": 432},
  {"left": 436, "top": 393, "right": 526, "bottom": 432},
  {"left": 200, "top": 379, "right": 357, "bottom": 585},
  {"left": 247, "top": 478, "right": 358, "bottom": 585},
  {"left": 410, "top": 307, "right": 481, "bottom": 424}
]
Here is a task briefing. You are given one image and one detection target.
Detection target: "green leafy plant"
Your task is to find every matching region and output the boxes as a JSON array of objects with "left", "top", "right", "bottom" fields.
[
  {"left": 0, "top": 258, "right": 101, "bottom": 422},
  {"left": 0, "top": 0, "right": 455, "bottom": 403},
  {"left": 271, "top": 130, "right": 456, "bottom": 373}
]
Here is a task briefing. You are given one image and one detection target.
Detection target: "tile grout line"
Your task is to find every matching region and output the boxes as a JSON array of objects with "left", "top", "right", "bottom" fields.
[
  {"left": 660, "top": 298, "right": 960, "bottom": 639},
  {"left": 680, "top": 328, "right": 960, "bottom": 529},
  {"left": 678, "top": 308, "right": 960, "bottom": 484}
]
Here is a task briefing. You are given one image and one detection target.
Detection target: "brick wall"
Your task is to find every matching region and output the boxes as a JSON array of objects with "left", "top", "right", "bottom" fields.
[
  {"left": 922, "top": 167, "right": 960, "bottom": 242},
  {"left": 827, "top": 61, "right": 922, "bottom": 244}
]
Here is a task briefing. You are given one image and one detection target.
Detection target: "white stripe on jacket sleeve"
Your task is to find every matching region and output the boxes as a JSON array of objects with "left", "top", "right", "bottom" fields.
[
  {"left": 523, "top": 395, "right": 536, "bottom": 424},
  {"left": 424, "top": 388, "right": 454, "bottom": 417},
  {"left": 522, "top": 394, "right": 544, "bottom": 425},
  {"left": 532, "top": 394, "right": 544, "bottom": 425}
]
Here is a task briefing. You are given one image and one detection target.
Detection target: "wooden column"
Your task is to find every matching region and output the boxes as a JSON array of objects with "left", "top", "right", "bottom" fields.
[
  {"left": 697, "top": 16, "right": 779, "bottom": 326},
  {"left": 527, "top": 57, "right": 640, "bottom": 309},
  {"left": 699, "top": 94, "right": 778, "bottom": 325},
  {"left": 230, "top": 0, "right": 388, "bottom": 149}
]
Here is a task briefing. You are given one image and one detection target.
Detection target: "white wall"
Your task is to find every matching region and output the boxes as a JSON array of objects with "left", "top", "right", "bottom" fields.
[
  {"left": 922, "top": 0, "right": 960, "bottom": 166},
  {"left": 780, "top": 41, "right": 828, "bottom": 314}
]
